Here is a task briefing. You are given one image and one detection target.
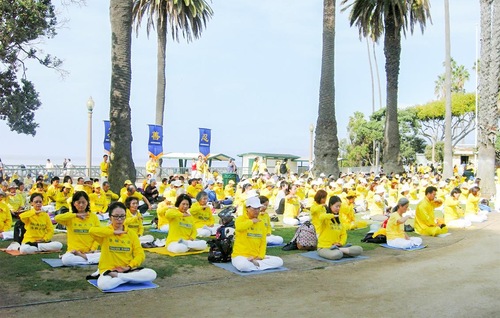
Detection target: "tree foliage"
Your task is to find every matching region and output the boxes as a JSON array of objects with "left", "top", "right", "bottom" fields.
[
  {"left": 341, "top": 108, "right": 425, "bottom": 167},
  {"left": 434, "top": 58, "right": 471, "bottom": 99},
  {"left": 0, "top": 0, "right": 61, "bottom": 135},
  {"left": 411, "top": 93, "right": 476, "bottom": 147}
]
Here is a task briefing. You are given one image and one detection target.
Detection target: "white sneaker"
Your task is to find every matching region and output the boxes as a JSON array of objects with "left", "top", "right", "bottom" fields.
[{"left": 154, "top": 238, "right": 166, "bottom": 247}]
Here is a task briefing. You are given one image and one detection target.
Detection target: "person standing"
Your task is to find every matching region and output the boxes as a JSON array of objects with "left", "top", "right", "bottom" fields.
[
  {"left": 227, "top": 158, "right": 237, "bottom": 173},
  {"left": 45, "top": 159, "right": 54, "bottom": 179},
  {"left": 146, "top": 155, "right": 159, "bottom": 178},
  {"left": 100, "top": 155, "right": 109, "bottom": 180}
]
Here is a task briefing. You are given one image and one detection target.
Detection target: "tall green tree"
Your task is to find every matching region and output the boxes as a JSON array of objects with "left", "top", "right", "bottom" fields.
[
  {"left": 0, "top": 0, "right": 62, "bottom": 135},
  {"left": 313, "top": 0, "right": 340, "bottom": 177},
  {"left": 434, "top": 58, "right": 471, "bottom": 99},
  {"left": 477, "top": 0, "right": 500, "bottom": 198},
  {"left": 132, "top": 0, "right": 213, "bottom": 127},
  {"left": 341, "top": 0, "right": 432, "bottom": 175},
  {"left": 411, "top": 93, "right": 476, "bottom": 161},
  {"left": 108, "top": 0, "right": 136, "bottom": 191}
]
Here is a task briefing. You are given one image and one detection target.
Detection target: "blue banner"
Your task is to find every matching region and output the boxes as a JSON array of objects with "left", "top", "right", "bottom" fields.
[
  {"left": 198, "top": 128, "right": 211, "bottom": 157},
  {"left": 148, "top": 124, "right": 163, "bottom": 159},
  {"left": 103, "top": 120, "right": 110, "bottom": 153}
]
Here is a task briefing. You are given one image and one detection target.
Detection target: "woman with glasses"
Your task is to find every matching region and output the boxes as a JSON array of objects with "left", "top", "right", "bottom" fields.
[
  {"left": 55, "top": 191, "right": 101, "bottom": 265},
  {"left": 18, "top": 193, "right": 63, "bottom": 254},
  {"left": 89, "top": 201, "right": 157, "bottom": 291},
  {"left": 165, "top": 194, "right": 207, "bottom": 253}
]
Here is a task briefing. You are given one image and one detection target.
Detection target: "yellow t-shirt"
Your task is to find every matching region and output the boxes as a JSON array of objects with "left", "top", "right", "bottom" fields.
[{"left": 55, "top": 212, "right": 100, "bottom": 252}]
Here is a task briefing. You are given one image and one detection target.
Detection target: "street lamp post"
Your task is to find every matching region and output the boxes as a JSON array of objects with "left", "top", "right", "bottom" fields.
[
  {"left": 86, "top": 97, "right": 95, "bottom": 177},
  {"left": 309, "top": 124, "right": 314, "bottom": 169}
]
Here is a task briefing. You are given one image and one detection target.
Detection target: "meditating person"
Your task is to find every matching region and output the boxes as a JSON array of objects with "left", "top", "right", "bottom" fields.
[
  {"left": 18, "top": 193, "right": 63, "bottom": 254},
  {"left": 55, "top": 191, "right": 101, "bottom": 265},
  {"left": 89, "top": 182, "right": 109, "bottom": 220},
  {"left": 386, "top": 198, "right": 423, "bottom": 248},
  {"left": 310, "top": 189, "right": 327, "bottom": 232},
  {"left": 53, "top": 182, "right": 72, "bottom": 213},
  {"left": 316, "top": 196, "right": 363, "bottom": 260},
  {"left": 124, "top": 197, "right": 154, "bottom": 244},
  {"left": 0, "top": 190, "right": 13, "bottom": 240},
  {"left": 190, "top": 191, "right": 218, "bottom": 237},
  {"left": 89, "top": 202, "right": 157, "bottom": 291},
  {"left": 283, "top": 183, "right": 301, "bottom": 226},
  {"left": 464, "top": 186, "right": 488, "bottom": 223},
  {"left": 231, "top": 196, "right": 284, "bottom": 272},
  {"left": 443, "top": 188, "right": 472, "bottom": 228},
  {"left": 339, "top": 190, "right": 368, "bottom": 230},
  {"left": 414, "top": 186, "right": 448, "bottom": 236},
  {"left": 165, "top": 194, "right": 207, "bottom": 253},
  {"left": 258, "top": 196, "right": 283, "bottom": 245}
]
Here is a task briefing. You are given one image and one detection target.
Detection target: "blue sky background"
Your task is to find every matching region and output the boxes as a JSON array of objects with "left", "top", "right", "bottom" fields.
[{"left": 1, "top": 0, "right": 479, "bottom": 167}]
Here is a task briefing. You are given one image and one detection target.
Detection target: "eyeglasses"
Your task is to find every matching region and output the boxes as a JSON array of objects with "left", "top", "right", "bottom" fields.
[{"left": 111, "top": 215, "right": 126, "bottom": 220}]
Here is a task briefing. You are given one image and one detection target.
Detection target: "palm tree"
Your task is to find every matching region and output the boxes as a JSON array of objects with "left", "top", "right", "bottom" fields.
[
  {"left": 313, "top": 0, "right": 340, "bottom": 177},
  {"left": 341, "top": 0, "right": 431, "bottom": 174},
  {"left": 132, "top": 0, "right": 213, "bottom": 127},
  {"left": 109, "top": 0, "right": 136, "bottom": 191},
  {"left": 477, "top": 0, "right": 500, "bottom": 198}
]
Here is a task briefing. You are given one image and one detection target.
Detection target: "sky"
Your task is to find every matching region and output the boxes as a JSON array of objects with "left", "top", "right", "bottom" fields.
[{"left": 1, "top": 0, "right": 480, "bottom": 167}]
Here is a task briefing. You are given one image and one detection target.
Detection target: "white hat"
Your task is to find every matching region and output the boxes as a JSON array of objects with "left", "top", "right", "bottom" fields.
[
  {"left": 171, "top": 180, "right": 183, "bottom": 187},
  {"left": 319, "top": 173, "right": 326, "bottom": 178},
  {"left": 246, "top": 196, "right": 262, "bottom": 209}
]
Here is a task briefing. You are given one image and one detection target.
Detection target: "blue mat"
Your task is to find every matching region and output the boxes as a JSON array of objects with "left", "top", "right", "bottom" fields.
[
  {"left": 42, "top": 258, "right": 97, "bottom": 268},
  {"left": 149, "top": 229, "right": 168, "bottom": 233},
  {"left": 267, "top": 243, "right": 286, "bottom": 248},
  {"left": 380, "top": 244, "right": 427, "bottom": 251},
  {"left": 87, "top": 279, "right": 159, "bottom": 293},
  {"left": 212, "top": 262, "right": 288, "bottom": 276},
  {"left": 300, "top": 251, "right": 369, "bottom": 264}
]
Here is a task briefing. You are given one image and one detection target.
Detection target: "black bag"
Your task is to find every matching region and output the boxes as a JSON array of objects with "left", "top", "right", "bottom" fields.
[
  {"left": 361, "top": 232, "right": 387, "bottom": 244},
  {"left": 276, "top": 198, "right": 285, "bottom": 215},
  {"left": 207, "top": 238, "right": 233, "bottom": 263},
  {"left": 279, "top": 163, "right": 287, "bottom": 174},
  {"left": 404, "top": 224, "right": 415, "bottom": 232},
  {"left": 13, "top": 220, "right": 26, "bottom": 244}
]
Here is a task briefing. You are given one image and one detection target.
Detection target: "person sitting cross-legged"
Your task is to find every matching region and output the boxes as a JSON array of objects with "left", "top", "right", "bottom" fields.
[
  {"left": 231, "top": 196, "right": 284, "bottom": 272},
  {"left": 386, "top": 198, "right": 423, "bottom": 249},
  {"left": 89, "top": 202, "right": 157, "bottom": 291},
  {"left": 414, "top": 186, "right": 448, "bottom": 237}
]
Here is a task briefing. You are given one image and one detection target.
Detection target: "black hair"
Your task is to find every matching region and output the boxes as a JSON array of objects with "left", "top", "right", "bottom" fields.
[
  {"left": 175, "top": 194, "right": 192, "bottom": 208},
  {"left": 125, "top": 196, "right": 139, "bottom": 209},
  {"left": 71, "top": 191, "right": 90, "bottom": 213}
]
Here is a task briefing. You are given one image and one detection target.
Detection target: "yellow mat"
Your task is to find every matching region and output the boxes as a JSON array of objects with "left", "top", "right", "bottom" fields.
[
  {"left": 144, "top": 247, "right": 209, "bottom": 257},
  {"left": 0, "top": 248, "right": 61, "bottom": 256}
]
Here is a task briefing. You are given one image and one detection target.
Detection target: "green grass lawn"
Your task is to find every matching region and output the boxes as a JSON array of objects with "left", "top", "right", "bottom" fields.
[{"left": 0, "top": 211, "right": 381, "bottom": 296}]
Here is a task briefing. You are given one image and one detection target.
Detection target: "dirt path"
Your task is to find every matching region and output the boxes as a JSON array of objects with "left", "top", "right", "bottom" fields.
[{"left": 2, "top": 213, "right": 500, "bottom": 318}]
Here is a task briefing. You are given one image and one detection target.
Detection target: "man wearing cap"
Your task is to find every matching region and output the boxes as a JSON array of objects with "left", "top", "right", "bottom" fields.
[
  {"left": 7, "top": 183, "right": 26, "bottom": 217},
  {"left": 90, "top": 183, "right": 109, "bottom": 220},
  {"left": 339, "top": 191, "right": 367, "bottom": 230},
  {"left": 414, "top": 186, "right": 448, "bottom": 236},
  {"left": 231, "top": 196, "right": 284, "bottom": 272}
]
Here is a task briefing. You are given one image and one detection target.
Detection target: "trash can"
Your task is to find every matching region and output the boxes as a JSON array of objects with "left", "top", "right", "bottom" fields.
[{"left": 222, "top": 173, "right": 238, "bottom": 187}]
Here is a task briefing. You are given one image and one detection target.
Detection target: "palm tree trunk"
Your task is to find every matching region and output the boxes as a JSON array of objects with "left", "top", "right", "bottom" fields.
[
  {"left": 443, "top": 0, "right": 453, "bottom": 178},
  {"left": 313, "top": 0, "right": 339, "bottom": 177},
  {"left": 477, "top": 0, "right": 499, "bottom": 198},
  {"left": 382, "top": 10, "right": 403, "bottom": 174},
  {"left": 156, "top": 14, "right": 167, "bottom": 126},
  {"left": 109, "top": 0, "right": 136, "bottom": 192}
]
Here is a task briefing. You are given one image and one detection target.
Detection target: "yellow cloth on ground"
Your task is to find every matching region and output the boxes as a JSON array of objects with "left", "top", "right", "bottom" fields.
[{"left": 144, "top": 247, "right": 209, "bottom": 256}]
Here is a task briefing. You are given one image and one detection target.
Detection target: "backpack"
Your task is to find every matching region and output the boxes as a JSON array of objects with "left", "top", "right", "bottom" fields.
[
  {"left": 291, "top": 221, "right": 317, "bottom": 250},
  {"left": 207, "top": 237, "right": 233, "bottom": 263},
  {"left": 361, "top": 232, "right": 387, "bottom": 244},
  {"left": 279, "top": 163, "right": 287, "bottom": 174},
  {"left": 13, "top": 220, "right": 26, "bottom": 244}
]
